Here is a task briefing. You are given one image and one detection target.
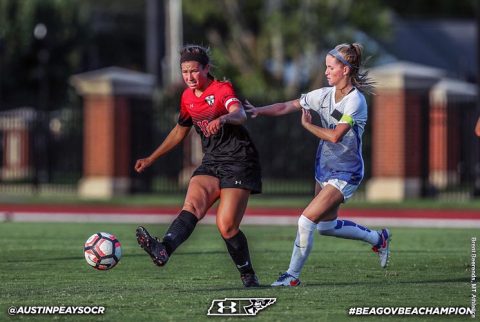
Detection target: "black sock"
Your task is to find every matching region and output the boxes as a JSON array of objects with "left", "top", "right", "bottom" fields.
[
  {"left": 223, "top": 230, "right": 255, "bottom": 275},
  {"left": 162, "top": 210, "right": 198, "bottom": 256}
]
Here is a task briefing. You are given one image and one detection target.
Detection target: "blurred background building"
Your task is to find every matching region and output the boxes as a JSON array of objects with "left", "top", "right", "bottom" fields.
[{"left": 0, "top": 0, "right": 478, "bottom": 201}]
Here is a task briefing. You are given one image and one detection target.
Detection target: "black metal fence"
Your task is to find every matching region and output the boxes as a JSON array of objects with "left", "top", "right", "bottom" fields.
[
  {"left": 426, "top": 98, "right": 480, "bottom": 200},
  {"left": 0, "top": 107, "right": 83, "bottom": 196},
  {"left": 0, "top": 95, "right": 479, "bottom": 201}
]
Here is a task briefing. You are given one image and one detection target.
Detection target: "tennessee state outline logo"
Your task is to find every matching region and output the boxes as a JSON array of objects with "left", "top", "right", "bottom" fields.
[{"left": 207, "top": 298, "right": 276, "bottom": 316}]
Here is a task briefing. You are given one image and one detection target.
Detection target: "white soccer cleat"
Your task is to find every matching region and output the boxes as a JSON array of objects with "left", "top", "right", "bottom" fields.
[
  {"left": 372, "top": 228, "right": 391, "bottom": 268},
  {"left": 271, "top": 272, "right": 301, "bottom": 287}
]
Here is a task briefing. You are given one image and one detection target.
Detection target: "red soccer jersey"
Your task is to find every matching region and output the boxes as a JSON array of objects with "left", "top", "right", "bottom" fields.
[{"left": 178, "top": 80, "right": 259, "bottom": 163}]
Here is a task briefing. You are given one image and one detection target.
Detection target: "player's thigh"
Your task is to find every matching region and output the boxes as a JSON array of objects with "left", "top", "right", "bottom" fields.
[
  {"left": 303, "top": 184, "right": 343, "bottom": 222},
  {"left": 183, "top": 175, "right": 220, "bottom": 219},
  {"left": 216, "top": 188, "right": 251, "bottom": 238}
]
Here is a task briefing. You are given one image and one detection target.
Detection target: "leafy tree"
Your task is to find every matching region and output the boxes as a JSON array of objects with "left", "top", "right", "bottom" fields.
[
  {"left": 0, "top": 0, "right": 88, "bottom": 109},
  {"left": 182, "top": 0, "right": 391, "bottom": 102},
  {"left": 0, "top": 0, "right": 145, "bottom": 110},
  {"left": 181, "top": 0, "right": 391, "bottom": 180},
  {"left": 387, "top": 0, "right": 476, "bottom": 19}
]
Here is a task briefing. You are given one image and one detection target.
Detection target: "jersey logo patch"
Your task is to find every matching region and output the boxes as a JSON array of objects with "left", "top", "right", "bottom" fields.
[{"left": 205, "top": 95, "right": 215, "bottom": 106}]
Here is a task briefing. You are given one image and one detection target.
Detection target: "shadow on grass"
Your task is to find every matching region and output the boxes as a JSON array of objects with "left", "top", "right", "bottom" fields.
[
  {"left": 179, "top": 277, "right": 470, "bottom": 293},
  {"left": 297, "top": 277, "right": 470, "bottom": 288},
  {"left": 3, "top": 250, "right": 228, "bottom": 263},
  {"left": 2, "top": 246, "right": 465, "bottom": 264}
]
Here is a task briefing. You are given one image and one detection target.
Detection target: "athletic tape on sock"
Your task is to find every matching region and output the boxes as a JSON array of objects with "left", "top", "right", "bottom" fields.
[{"left": 298, "top": 215, "right": 317, "bottom": 231}]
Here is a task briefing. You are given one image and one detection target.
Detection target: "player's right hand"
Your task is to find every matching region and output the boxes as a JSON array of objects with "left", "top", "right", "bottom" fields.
[
  {"left": 135, "top": 157, "right": 152, "bottom": 173},
  {"left": 243, "top": 99, "right": 259, "bottom": 118}
]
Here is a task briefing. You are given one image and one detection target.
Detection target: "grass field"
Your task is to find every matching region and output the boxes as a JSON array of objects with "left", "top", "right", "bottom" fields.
[{"left": 0, "top": 222, "right": 476, "bottom": 321}]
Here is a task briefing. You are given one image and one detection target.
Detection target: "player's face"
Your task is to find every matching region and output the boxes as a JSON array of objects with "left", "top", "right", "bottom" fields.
[
  {"left": 181, "top": 61, "right": 210, "bottom": 91},
  {"left": 325, "top": 55, "right": 348, "bottom": 86}
]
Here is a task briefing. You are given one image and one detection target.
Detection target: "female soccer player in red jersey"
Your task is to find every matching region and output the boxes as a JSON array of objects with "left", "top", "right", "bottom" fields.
[{"left": 134, "top": 45, "right": 262, "bottom": 287}]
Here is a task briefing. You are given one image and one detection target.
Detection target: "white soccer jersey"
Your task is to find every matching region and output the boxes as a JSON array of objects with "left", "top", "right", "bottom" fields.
[{"left": 299, "top": 86, "right": 367, "bottom": 185}]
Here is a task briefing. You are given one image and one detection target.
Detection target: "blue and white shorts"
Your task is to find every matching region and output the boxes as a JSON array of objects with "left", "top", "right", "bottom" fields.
[{"left": 316, "top": 178, "right": 359, "bottom": 202}]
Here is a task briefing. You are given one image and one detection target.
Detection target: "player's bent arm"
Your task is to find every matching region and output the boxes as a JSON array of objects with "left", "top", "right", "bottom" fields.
[
  {"left": 205, "top": 103, "right": 247, "bottom": 136},
  {"left": 148, "top": 124, "right": 191, "bottom": 160},
  {"left": 248, "top": 99, "right": 301, "bottom": 117},
  {"left": 135, "top": 124, "right": 191, "bottom": 173},
  {"left": 303, "top": 122, "right": 351, "bottom": 143},
  {"left": 220, "top": 103, "right": 247, "bottom": 125}
]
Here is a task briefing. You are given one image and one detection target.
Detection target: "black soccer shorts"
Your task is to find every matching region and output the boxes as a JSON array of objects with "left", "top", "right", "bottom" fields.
[{"left": 192, "top": 161, "right": 262, "bottom": 194}]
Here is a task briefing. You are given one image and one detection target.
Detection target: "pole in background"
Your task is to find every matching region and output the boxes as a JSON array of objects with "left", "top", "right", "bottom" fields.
[
  {"left": 0, "top": 36, "right": 4, "bottom": 108},
  {"left": 33, "top": 23, "right": 50, "bottom": 191},
  {"left": 145, "top": 0, "right": 165, "bottom": 85},
  {"left": 165, "top": 0, "right": 183, "bottom": 85}
]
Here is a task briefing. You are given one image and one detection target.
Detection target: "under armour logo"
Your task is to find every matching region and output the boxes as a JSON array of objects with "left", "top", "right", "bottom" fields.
[
  {"left": 207, "top": 298, "right": 276, "bottom": 316},
  {"left": 235, "top": 180, "right": 242, "bottom": 185},
  {"left": 216, "top": 301, "right": 236, "bottom": 314}
]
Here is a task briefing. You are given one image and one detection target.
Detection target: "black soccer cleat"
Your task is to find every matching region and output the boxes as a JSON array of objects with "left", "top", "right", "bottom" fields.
[
  {"left": 241, "top": 273, "right": 260, "bottom": 288},
  {"left": 136, "top": 226, "right": 169, "bottom": 267}
]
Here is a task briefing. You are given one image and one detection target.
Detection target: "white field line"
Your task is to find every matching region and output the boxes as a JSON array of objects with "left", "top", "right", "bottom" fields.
[{"left": 0, "top": 211, "right": 479, "bottom": 228}]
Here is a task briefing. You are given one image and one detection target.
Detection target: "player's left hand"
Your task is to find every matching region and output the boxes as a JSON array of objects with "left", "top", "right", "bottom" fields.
[
  {"left": 301, "top": 108, "right": 312, "bottom": 127},
  {"left": 244, "top": 100, "right": 259, "bottom": 118},
  {"left": 206, "top": 117, "right": 224, "bottom": 136}
]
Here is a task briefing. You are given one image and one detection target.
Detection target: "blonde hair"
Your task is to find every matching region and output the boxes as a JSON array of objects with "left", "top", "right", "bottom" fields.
[{"left": 332, "top": 43, "right": 375, "bottom": 94}]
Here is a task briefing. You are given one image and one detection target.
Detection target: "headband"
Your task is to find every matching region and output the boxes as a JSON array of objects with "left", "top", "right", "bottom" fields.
[
  {"left": 328, "top": 49, "right": 352, "bottom": 68},
  {"left": 180, "top": 52, "right": 209, "bottom": 66}
]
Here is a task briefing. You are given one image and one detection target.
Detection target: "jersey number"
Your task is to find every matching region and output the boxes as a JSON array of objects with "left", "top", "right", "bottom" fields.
[{"left": 197, "top": 120, "right": 210, "bottom": 137}]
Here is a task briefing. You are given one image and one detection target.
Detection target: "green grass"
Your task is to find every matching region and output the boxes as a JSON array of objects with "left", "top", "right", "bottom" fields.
[{"left": 0, "top": 222, "right": 476, "bottom": 321}]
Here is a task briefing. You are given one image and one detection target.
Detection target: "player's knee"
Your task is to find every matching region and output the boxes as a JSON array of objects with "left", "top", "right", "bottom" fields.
[
  {"left": 217, "top": 222, "right": 239, "bottom": 239},
  {"left": 182, "top": 201, "right": 206, "bottom": 219}
]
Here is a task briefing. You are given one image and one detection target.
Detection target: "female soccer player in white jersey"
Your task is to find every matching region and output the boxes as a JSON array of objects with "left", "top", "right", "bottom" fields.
[{"left": 245, "top": 43, "right": 391, "bottom": 286}]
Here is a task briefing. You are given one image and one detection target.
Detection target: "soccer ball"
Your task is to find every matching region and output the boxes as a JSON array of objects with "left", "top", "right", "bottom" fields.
[{"left": 84, "top": 232, "right": 122, "bottom": 270}]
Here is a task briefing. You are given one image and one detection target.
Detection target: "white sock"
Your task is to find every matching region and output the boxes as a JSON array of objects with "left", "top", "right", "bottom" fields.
[
  {"left": 317, "top": 219, "right": 380, "bottom": 246},
  {"left": 286, "top": 215, "right": 316, "bottom": 279}
]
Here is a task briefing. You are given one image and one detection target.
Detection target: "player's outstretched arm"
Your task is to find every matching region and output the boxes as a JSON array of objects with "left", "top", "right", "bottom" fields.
[
  {"left": 244, "top": 99, "right": 301, "bottom": 118},
  {"left": 135, "top": 124, "right": 191, "bottom": 173}
]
